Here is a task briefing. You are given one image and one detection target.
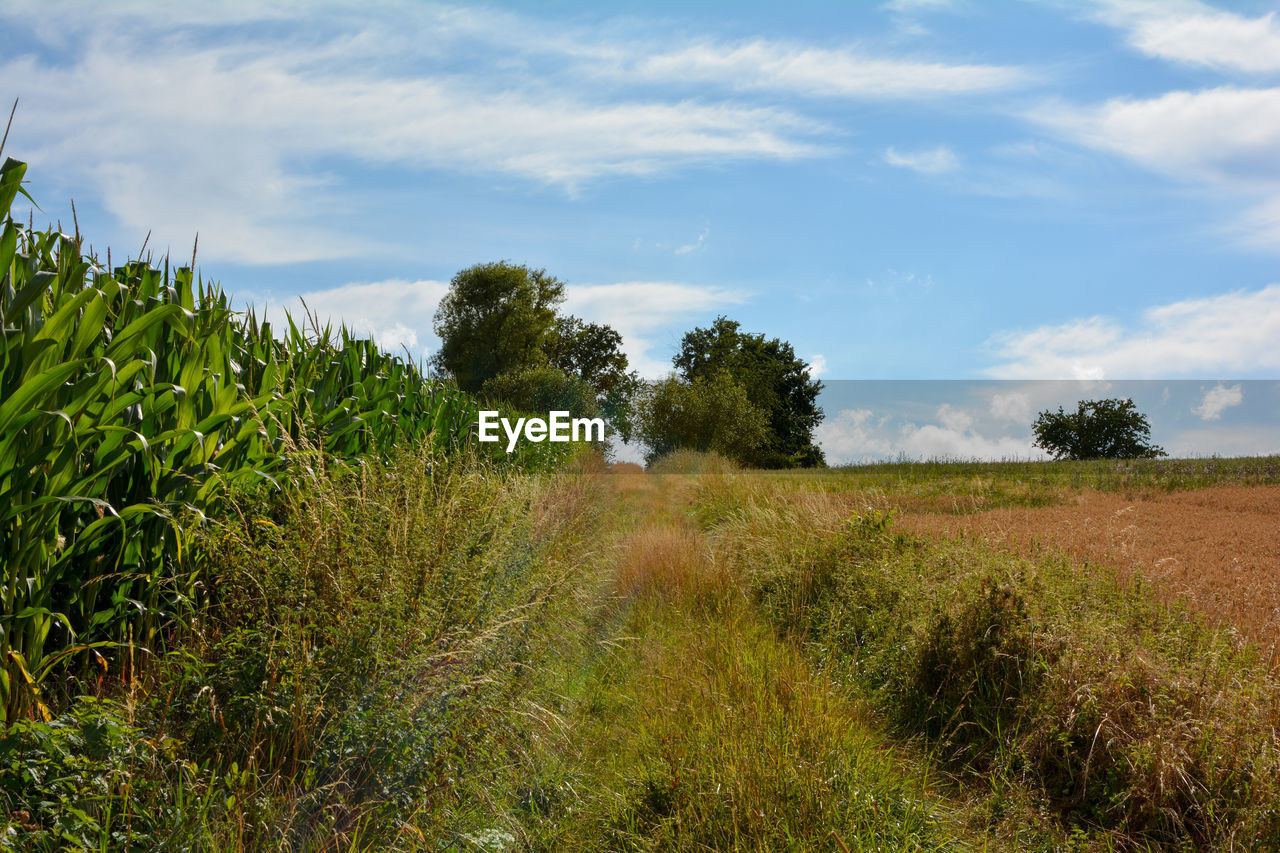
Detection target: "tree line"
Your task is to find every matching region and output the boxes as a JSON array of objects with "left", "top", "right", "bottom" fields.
[
  {"left": 431, "top": 261, "right": 826, "bottom": 467},
  {"left": 433, "top": 261, "right": 1175, "bottom": 467}
]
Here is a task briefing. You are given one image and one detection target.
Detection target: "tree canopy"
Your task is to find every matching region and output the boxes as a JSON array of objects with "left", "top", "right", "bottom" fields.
[
  {"left": 432, "top": 262, "right": 637, "bottom": 436},
  {"left": 1031, "top": 398, "right": 1166, "bottom": 460},
  {"left": 432, "top": 261, "right": 565, "bottom": 393},
  {"left": 673, "top": 317, "right": 824, "bottom": 468},
  {"left": 546, "top": 315, "right": 640, "bottom": 437},
  {"left": 631, "top": 371, "right": 768, "bottom": 466},
  {"left": 480, "top": 365, "right": 600, "bottom": 419}
]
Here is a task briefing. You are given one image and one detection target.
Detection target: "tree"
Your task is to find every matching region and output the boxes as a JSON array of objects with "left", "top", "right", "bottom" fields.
[
  {"left": 632, "top": 371, "right": 768, "bottom": 466},
  {"left": 1031, "top": 398, "right": 1166, "bottom": 460},
  {"left": 432, "top": 261, "right": 564, "bottom": 393},
  {"left": 480, "top": 365, "right": 600, "bottom": 419},
  {"left": 545, "top": 315, "right": 640, "bottom": 438},
  {"left": 673, "top": 317, "right": 824, "bottom": 468}
]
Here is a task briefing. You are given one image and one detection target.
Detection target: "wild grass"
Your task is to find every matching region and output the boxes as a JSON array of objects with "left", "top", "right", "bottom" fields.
[
  {"left": 505, "top": 466, "right": 989, "bottom": 852},
  {"left": 767, "top": 455, "right": 1280, "bottom": 514},
  {"left": 695, "top": 469, "right": 1280, "bottom": 849},
  {"left": 0, "top": 445, "right": 606, "bottom": 850}
]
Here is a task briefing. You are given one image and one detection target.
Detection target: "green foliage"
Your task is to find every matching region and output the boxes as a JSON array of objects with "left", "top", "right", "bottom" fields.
[
  {"left": 431, "top": 261, "right": 565, "bottom": 393},
  {"left": 0, "top": 696, "right": 218, "bottom": 850},
  {"left": 698, "top": 471, "right": 1280, "bottom": 848},
  {"left": 0, "top": 156, "right": 478, "bottom": 726},
  {"left": 1032, "top": 397, "right": 1166, "bottom": 460},
  {"left": 431, "top": 264, "right": 639, "bottom": 436},
  {"left": 2, "top": 446, "right": 605, "bottom": 849},
  {"left": 480, "top": 364, "right": 599, "bottom": 419},
  {"left": 674, "top": 316, "right": 824, "bottom": 468},
  {"left": 631, "top": 371, "right": 768, "bottom": 466},
  {"left": 545, "top": 315, "right": 639, "bottom": 438}
]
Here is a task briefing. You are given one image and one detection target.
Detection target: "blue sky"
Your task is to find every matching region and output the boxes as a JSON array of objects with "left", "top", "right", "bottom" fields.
[{"left": 3, "top": 0, "right": 1279, "bottom": 459}]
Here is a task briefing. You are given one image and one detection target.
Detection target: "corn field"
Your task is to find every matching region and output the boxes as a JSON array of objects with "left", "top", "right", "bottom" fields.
[{"left": 0, "top": 155, "right": 479, "bottom": 725}]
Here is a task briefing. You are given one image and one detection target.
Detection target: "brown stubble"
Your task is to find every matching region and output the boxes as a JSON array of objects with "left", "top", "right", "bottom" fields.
[{"left": 895, "top": 485, "right": 1280, "bottom": 652}]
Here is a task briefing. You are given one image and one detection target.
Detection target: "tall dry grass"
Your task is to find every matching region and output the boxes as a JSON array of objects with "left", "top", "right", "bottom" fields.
[{"left": 693, "top": 467, "right": 1280, "bottom": 848}]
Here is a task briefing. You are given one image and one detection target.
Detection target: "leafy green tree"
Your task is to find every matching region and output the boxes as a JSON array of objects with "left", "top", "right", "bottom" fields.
[
  {"left": 1032, "top": 398, "right": 1166, "bottom": 460},
  {"left": 545, "top": 315, "right": 640, "bottom": 438},
  {"left": 480, "top": 365, "right": 600, "bottom": 419},
  {"left": 432, "top": 261, "right": 564, "bottom": 393},
  {"left": 673, "top": 317, "right": 824, "bottom": 468},
  {"left": 632, "top": 371, "right": 768, "bottom": 466}
]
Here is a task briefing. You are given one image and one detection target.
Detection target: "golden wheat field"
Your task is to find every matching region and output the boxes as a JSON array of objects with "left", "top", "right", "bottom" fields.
[{"left": 895, "top": 485, "right": 1280, "bottom": 648}]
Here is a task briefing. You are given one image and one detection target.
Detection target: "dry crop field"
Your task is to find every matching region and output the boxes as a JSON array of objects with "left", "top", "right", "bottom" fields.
[
  {"left": 768, "top": 457, "right": 1280, "bottom": 649},
  {"left": 896, "top": 485, "right": 1280, "bottom": 649}
]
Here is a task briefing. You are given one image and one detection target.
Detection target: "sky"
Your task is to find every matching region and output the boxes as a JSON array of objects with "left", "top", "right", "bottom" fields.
[{"left": 2, "top": 0, "right": 1278, "bottom": 460}]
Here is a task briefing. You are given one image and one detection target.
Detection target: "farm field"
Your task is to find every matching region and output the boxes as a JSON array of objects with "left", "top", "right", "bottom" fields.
[
  {"left": 896, "top": 485, "right": 1280, "bottom": 647},
  {"left": 524, "top": 456, "right": 1280, "bottom": 850},
  {"left": 5, "top": 437, "right": 1280, "bottom": 849},
  {"left": 5, "top": 170, "right": 1279, "bottom": 846}
]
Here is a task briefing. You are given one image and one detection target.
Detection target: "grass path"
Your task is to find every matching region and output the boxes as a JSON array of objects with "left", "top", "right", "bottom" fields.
[{"left": 503, "top": 466, "right": 989, "bottom": 851}]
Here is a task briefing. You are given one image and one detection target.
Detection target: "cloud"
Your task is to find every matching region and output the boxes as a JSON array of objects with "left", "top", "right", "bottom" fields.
[
  {"left": 807, "top": 354, "right": 828, "bottom": 378},
  {"left": 1192, "top": 382, "right": 1243, "bottom": 420},
  {"left": 1092, "top": 1, "right": 1280, "bottom": 73},
  {"left": 1030, "top": 86, "right": 1280, "bottom": 247},
  {"left": 252, "top": 277, "right": 746, "bottom": 378},
  {"left": 633, "top": 40, "right": 1027, "bottom": 99},
  {"left": 990, "top": 390, "right": 1033, "bottom": 423},
  {"left": 563, "top": 282, "right": 749, "bottom": 377},
  {"left": 252, "top": 278, "right": 451, "bottom": 360},
  {"left": 985, "top": 284, "right": 1280, "bottom": 378},
  {"left": 0, "top": 14, "right": 829, "bottom": 264},
  {"left": 1032, "top": 87, "right": 1280, "bottom": 186},
  {"left": 674, "top": 228, "right": 709, "bottom": 255},
  {"left": 883, "top": 145, "right": 959, "bottom": 174},
  {"left": 815, "top": 405, "right": 1043, "bottom": 463},
  {"left": 814, "top": 409, "right": 895, "bottom": 461},
  {"left": 897, "top": 423, "right": 1041, "bottom": 461},
  {"left": 935, "top": 403, "right": 973, "bottom": 432}
]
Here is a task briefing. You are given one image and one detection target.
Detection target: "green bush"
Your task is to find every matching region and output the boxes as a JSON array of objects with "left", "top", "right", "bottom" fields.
[{"left": 632, "top": 371, "right": 768, "bottom": 466}]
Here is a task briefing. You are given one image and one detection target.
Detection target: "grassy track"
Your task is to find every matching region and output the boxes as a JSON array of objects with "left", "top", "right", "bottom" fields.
[
  {"left": 506, "top": 456, "right": 987, "bottom": 851},
  {"left": 6, "top": 437, "right": 1278, "bottom": 848}
]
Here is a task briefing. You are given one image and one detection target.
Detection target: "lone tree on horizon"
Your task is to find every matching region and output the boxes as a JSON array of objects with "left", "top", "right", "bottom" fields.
[{"left": 1032, "top": 398, "right": 1166, "bottom": 460}]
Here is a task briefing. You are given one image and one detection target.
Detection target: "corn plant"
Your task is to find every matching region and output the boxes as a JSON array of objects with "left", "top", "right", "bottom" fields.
[{"left": 1, "top": 155, "right": 479, "bottom": 724}]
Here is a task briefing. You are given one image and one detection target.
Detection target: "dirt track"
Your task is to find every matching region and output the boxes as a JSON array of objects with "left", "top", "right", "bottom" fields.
[{"left": 895, "top": 486, "right": 1280, "bottom": 646}]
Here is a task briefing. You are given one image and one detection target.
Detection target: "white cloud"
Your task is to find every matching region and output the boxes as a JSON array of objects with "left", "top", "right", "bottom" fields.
[
  {"left": 807, "top": 354, "right": 828, "bottom": 378},
  {"left": 633, "top": 41, "right": 1026, "bottom": 99},
  {"left": 1192, "top": 382, "right": 1244, "bottom": 420},
  {"left": 563, "top": 282, "right": 749, "bottom": 377},
  {"left": 897, "top": 423, "right": 1042, "bottom": 461},
  {"left": 674, "top": 228, "right": 709, "bottom": 255},
  {"left": 815, "top": 405, "right": 1043, "bottom": 463},
  {"left": 1, "top": 22, "right": 827, "bottom": 264},
  {"left": 883, "top": 145, "right": 959, "bottom": 174},
  {"left": 985, "top": 284, "right": 1280, "bottom": 378},
  {"left": 935, "top": 403, "right": 973, "bottom": 432},
  {"left": 1033, "top": 87, "right": 1280, "bottom": 186},
  {"left": 1092, "top": 1, "right": 1280, "bottom": 73},
  {"left": 1031, "top": 86, "right": 1280, "bottom": 247},
  {"left": 0, "top": 1, "right": 1039, "bottom": 265},
  {"left": 254, "top": 278, "right": 451, "bottom": 360},
  {"left": 989, "top": 390, "right": 1033, "bottom": 423},
  {"left": 814, "top": 409, "right": 895, "bottom": 461},
  {"left": 254, "top": 277, "right": 747, "bottom": 379}
]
